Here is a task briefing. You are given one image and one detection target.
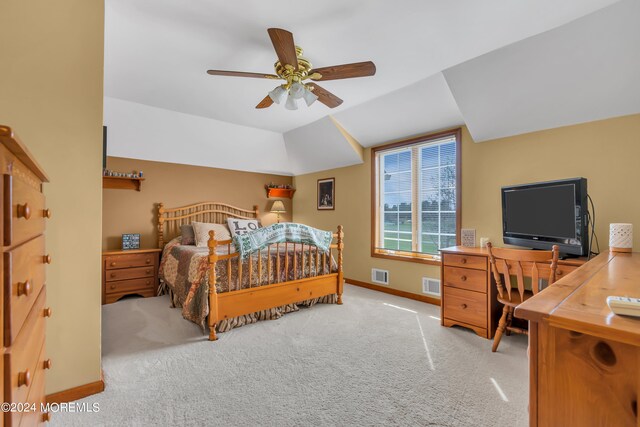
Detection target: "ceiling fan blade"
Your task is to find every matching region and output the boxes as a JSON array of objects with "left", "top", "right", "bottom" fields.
[
  {"left": 207, "top": 70, "right": 278, "bottom": 79},
  {"left": 310, "top": 84, "right": 343, "bottom": 108},
  {"left": 267, "top": 28, "right": 298, "bottom": 70},
  {"left": 310, "top": 61, "right": 376, "bottom": 81},
  {"left": 256, "top": 95, "right": 274, "bottom": 109}
]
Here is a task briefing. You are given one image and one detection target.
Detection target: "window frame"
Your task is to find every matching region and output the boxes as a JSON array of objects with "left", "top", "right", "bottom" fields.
[{"left": 370, "top": 128, "right": 462, "bottom": 265}]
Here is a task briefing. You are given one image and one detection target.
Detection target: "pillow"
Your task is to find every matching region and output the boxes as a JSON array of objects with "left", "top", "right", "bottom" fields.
[
  {"left": 192, "top": 222, "right": 232, "bottom": 247},
  {"left": 180, "top": 224, "right": 196, "bottom": 245},
  {"left": 227, "top": 218, "right": 260, "bottom": 236}
]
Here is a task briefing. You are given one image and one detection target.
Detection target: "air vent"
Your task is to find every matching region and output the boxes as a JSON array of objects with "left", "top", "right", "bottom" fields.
[
  {"left": 422, "top": 277, "right": 441, "bottom": 296},
  {"left": 371, "top": 268, "right": 389, "bottom": 285}
]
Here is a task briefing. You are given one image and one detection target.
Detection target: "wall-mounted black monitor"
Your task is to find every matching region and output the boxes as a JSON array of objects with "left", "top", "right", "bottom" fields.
[{"left": 501, "top": 178, "right": 588, "bottom": 257}]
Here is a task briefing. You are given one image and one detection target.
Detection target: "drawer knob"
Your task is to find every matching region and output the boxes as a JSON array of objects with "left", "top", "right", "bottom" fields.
[
  {"left": 43, "top": 254, "right": 52, "bottom": 264},
  {"left": 557, "top": 270, "right": 563, "bottom": 276},
  {"left": 461, "top": 258, "right": 467, "bottom": 264},
  {"left": 146, "top": 269, "right": 151, "bottom": 274},
  {"left": 110, "top": 262, "right": 117, "bottom": 267},
  {"left": 110, "top": 272, "right": 117, "bottom": 278},
  {"left": 17, "top": 280, "right": 31, "bottom": 297},
  {"left": 461, "top": 303, "right": 468, "bottom": 309},
  {"left": 146, "top": 280, "right": 151, "bottom": 285},
  {"left": 18, "top": 369, "right": 31, "bottom": 387},
  {"left": 17, "top": 203, "right": 31, "bottom": 220},
  {"left": 43, "top": 208, "right": 52, "bottom": 219},
  {"left": 43, "top": 412, "right": 51, "bottom": 422},
  {"left": 110, "top": 284, "right": 116, "bottom": 290},
  {"left": 44, "top": 307, "right": 52, "bottom": 317},
  {"left": 44, "top": 359, "right": 52, "bottom": 369},
  {"left": 460, "top": 275, "right": 467, "bottom": 281},
  {"left": 145, "top": 259, "right": 151, "bottom": 264}
]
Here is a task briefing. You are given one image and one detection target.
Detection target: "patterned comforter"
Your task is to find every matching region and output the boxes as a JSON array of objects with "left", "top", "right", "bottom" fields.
[{"left": 158, "top": 237, "right": 337, "bottom": 332}]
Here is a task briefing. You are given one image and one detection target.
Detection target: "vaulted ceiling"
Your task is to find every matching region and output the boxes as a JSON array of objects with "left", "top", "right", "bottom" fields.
[{"left": 104, "top": 0, "right": 639, "bottom": 175}]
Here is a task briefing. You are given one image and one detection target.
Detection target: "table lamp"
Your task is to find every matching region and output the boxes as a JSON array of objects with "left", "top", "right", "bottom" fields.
[{"left": 270, "top": 200, "right": 286, "bottom": 223}]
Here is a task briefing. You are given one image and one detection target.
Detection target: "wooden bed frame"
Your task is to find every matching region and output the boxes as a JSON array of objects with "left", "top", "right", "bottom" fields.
[{"left": 157, "top": 201, "right": 344, "bottom": 341}]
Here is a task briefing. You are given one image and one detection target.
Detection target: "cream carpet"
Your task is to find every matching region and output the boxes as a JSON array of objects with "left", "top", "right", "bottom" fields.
[{"left": 52, "top": 285, "right": 528, "bottom": 427}]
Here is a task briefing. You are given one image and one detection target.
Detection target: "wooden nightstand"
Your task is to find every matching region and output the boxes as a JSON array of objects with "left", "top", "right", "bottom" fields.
[{"left": 101, "top": 248, "right": 161, "bottom": 304}]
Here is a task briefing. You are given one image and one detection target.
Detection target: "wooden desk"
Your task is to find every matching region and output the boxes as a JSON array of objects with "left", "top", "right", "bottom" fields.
[
  {"left": 516, "top": 251, "right": 640, "bottom": 427},
  {"left": 440, "top": 246, "right": 586, "bottom": 339}
]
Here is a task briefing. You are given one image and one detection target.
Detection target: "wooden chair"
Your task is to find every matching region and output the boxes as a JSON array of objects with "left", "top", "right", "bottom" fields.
[{"left": 486, "top": 243, "right": 559, "bottom": 352}]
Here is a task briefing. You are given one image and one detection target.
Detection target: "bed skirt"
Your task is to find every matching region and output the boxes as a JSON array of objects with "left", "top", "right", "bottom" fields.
[{"left": 169, "top": 289, "right": 337, "bottom": 333}]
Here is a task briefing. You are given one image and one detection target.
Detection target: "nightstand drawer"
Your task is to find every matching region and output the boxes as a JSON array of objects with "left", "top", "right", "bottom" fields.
[
  {"left": 105, "top": 277, "right": 155, "bottom": 295},
  {"left": 443, "top": 287, "right": 487, "bottom": 328},
  {"left": 105, "top": 265, "right": 155, "bottom": 282},
  {"left": 443, "top": 253, "right": 486, "bottom": 271},
  {"left": 443, "top": 266, "right": 487, "bottom": 293},
  {"left": 105, "top": 253, "right": 156, "bottom": 270}
]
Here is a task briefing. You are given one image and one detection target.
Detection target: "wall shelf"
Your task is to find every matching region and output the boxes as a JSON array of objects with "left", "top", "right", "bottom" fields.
[
  {"left": 103, "top": 176, "right": 145, "bottom": 191},
  {"left": 265, "top": 186, "right": 295, "bottom": 199}
]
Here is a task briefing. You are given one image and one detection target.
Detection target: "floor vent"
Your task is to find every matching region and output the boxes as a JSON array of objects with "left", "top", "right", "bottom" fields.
[
  {"left": 422, "top": 277, "right": 441, "bottom": 296},
  {"left": 371, "top": 268, "right": 389, "bottom": 285}
]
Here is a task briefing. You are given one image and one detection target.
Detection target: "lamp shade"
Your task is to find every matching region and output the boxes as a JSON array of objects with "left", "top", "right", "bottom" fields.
[
  {"left": 302, "top": 87, "right": 318, "bottom": 106},
  {"left": 270, "top": 200, "right": 286, "bottom": 213},
  {"left": 285, "top": 93, "right": 298, "bottom": 110},
  {"left": 289, "top": 82, "right": 306, "bottom": 99},
  {"left": 268, "top": 85, "right": 288, "bottom": 104}
]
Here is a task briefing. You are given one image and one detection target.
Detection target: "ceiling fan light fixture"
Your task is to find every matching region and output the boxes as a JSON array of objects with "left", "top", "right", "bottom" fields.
[
  {"left": 289, "top": 82, "right": 305, "bottom": 100},
  {"left": 268, "top": 85, "right": 288, "bottom": 104},
  {"left": 302, "top": 87, "right": 318, "bottom": 106},
  {"left": 285, "top": 93, "right": 298, "bottom": 110}
]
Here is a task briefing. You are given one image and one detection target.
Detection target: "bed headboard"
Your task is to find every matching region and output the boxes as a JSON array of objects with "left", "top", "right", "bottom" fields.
[{"left": 157, "top": 201, "right": 259, "bottom": 248}]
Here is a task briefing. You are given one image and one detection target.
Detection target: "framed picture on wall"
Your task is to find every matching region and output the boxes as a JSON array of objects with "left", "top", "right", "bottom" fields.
[{"left": 317, "top": 178, "right": 335, "bottom": 210}]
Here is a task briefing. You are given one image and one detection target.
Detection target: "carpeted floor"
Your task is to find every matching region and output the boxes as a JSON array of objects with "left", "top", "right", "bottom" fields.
[{"left": 52, "top": 284, "right": 528, "bottom": 427}]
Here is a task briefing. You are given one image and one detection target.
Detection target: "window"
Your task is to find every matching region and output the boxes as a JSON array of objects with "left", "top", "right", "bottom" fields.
[{"left": 372, "top": 129, "right": 461, "bottom": 263}]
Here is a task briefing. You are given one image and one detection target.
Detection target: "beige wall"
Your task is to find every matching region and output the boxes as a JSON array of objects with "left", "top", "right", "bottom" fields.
[
  {"left": 294, "top": 114, "right": 640, "bottom": 296},
  {"left": 103, "top": 157, "right": 293, "bottom": 250},
  {"left": 0, "top": 1, "right": 104, "bottom": 393}
]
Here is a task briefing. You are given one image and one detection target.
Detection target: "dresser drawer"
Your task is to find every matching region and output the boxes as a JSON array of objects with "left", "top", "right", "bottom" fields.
[
  {"left": 105, "top": 277, "right": 155, "bottom": 295},
  {"left": 105, "top": 253, "right": 156, "bottom": 270},
  {"left": 443, "top": 266, "right": 487, "bottom": 293},
  {"left": 3, "top": 174, "right": 47, "bottom": 247},
  {"left": 3, "top": 235, "right": 46, "bottom": 346},
  {"left": 4, "top": 286, "right": 46, "bottom": 414},
  {"left": 443, "top": 253, "right": 487, "bottom": 271},
  {"left": 16, "top": 344, "right": 48, "bottom": 427},
  {"left": 443, "top": 286, "right": 487, "bottom": 328},
  {"left": 105, "top": 265, "right": 155, "bottom": 282}
]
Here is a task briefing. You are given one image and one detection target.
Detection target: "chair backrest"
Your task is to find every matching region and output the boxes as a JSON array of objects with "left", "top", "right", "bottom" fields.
[{"left": 486, "top": 243, "right": 560, "bottom": 302}]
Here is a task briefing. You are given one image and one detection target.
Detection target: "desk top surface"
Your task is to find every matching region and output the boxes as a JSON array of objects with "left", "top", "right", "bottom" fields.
[
  {"left": 440, "top": 246, "right": 587, "bottom": 266},
  {"left": 516, "top": 251, "right": 640, "bottom": 346}
]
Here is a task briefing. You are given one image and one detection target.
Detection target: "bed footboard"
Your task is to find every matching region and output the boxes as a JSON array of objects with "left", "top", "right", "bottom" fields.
[{"left": 206, "top": 225, "right": 344, "bottom": 341}]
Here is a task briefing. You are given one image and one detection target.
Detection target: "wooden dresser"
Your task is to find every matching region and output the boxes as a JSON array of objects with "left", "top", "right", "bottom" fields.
[
  {"left": 0, "top": 126, "right": 51, "bottom": 426},
  {"left": 516, "top": 251, "right": 640, "bottom": 426},
  {"left": 440, "top": 246, "right": 586, "bottom": 339},
  {"left": 101, "top": 249, "right": 160, "bottom": 304}
]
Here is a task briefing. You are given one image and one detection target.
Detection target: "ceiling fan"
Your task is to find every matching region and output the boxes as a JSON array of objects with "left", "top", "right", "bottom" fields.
[{"left": 206, "top": 28, "right": 376, "bottom": 110}]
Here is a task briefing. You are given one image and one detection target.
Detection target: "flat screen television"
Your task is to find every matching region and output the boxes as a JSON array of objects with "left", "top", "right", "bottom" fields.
[{"left": 501, "top": 178, "right": 588, "bottom": 257}]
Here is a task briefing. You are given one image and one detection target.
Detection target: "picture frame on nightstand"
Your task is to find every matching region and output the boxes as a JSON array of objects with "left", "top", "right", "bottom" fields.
[{"left": 122, "top": 233, "right": 141, "bottom": 250}]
